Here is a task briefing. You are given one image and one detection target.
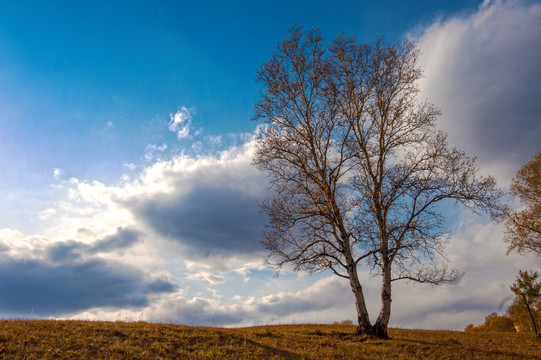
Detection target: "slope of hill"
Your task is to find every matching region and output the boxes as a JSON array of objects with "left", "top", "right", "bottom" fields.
[{"left": 0, "top": 320, "right": 540, "bottom": 359}]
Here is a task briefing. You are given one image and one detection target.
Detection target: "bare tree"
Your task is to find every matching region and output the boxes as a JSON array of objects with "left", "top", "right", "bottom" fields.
[{"left": 253, "top": 27, "right": 502, "bottom": 339}]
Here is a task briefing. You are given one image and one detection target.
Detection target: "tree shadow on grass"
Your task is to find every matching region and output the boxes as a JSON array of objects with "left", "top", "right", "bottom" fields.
[{"left": 245, "top": 338, "right": 304, "bottom": 359}]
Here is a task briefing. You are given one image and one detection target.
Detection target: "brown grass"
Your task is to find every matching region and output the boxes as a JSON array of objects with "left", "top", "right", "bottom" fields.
[{"left": 0, "top": 320, "right": 540, "bottom": 359}]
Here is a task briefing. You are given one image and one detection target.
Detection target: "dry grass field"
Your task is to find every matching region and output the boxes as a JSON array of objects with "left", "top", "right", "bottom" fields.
[{"left": 0, "top": 320, "right": 540, "bottom": 359}]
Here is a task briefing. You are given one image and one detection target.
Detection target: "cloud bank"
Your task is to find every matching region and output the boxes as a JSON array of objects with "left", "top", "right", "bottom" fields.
[
  {"left": 0, "top": 0, "right": 539, "bottom": 330},
  {"left": 0, "top": 137, "right": 270, "bottom": 321},
  {"left": 0, "top": 227, "right": 175, "bottom": 317},
  {"left": 416, "top": 0, "right": 541, "bottom": 184}
]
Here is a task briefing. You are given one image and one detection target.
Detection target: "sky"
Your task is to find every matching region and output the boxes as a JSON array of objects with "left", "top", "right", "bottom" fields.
[{"left": 0, "top": 0, "right": 540, "bottom": 330}]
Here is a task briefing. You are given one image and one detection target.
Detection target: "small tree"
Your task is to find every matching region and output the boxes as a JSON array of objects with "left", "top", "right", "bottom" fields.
[
  {"left": 510, "top": 270, "right": 541, "bottom": 337},
  {"left": 508, "top": 295, "right": 540, "bottom": 333},
  {"left": 253, "top": 27, "right": 502, "bottom": 339},
  {"left": 505, "top": 150, "right": 541, "bottom": 256}
]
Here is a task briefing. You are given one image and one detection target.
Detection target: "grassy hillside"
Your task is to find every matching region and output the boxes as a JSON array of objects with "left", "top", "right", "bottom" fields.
[{"left": 0, "top": 320, "right": 540, "bottom": 359}]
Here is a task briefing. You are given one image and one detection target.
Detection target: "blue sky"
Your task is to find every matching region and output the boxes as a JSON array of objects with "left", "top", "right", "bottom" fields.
[
  {"left": 0, "top": 0, "right": 479, "bottom": 183},
  {"left": 0, "top": 0, "right": 540, "bottom": 329}
]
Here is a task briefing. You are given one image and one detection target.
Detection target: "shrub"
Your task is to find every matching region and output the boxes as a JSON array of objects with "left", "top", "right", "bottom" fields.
[
  {"left": 487, "top": 316, "right": 515, "bottom": 332},
  {"left": 464, "top": 313, "right": 515, "bottom": 332}
]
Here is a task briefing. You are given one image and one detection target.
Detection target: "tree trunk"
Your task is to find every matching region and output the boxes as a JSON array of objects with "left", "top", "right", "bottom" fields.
[
  {"left": 346, "top": 264, "right": 372, "bottom": 335},
  {"left": 523, "top": 295, "right": 539, "bottom": 337},
  {"left": 374, "top": 261, "right": 392, "bottom": 339}
]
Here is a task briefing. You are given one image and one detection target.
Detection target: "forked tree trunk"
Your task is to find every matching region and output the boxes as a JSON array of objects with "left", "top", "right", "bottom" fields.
[{"left": 347, "top": 260, "right": 393, "bottom": 339}]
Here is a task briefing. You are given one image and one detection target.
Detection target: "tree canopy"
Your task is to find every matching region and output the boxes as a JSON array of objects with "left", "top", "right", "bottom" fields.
[
  {"left": 505, "top": 150, "right": 541, "bottom": 256},
  {"left": 253, "top": 27, "right": 502, "bottom": 338},
  {"left": 510, "top": 270, "right": 541, "bottom": 337}
]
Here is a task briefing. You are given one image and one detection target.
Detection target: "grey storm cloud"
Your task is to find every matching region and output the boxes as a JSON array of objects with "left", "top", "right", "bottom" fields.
[
  {"left": 132, "top": 185, "right": 266, "bottom": 256},
  {"left": 46, "top": 226, "right": 144, "bottom": 262},
  {"left": 416, "top": 0, "right": 541, "bottom": 180},
  {"left": 91, "top": 227, "right": 144, "bottom": 253},
  {"left": 0, "top": 256, "right": 176, "bottom": 317},
  {"left": 0, "top": 227, "right": 175, "bottom": 317}
]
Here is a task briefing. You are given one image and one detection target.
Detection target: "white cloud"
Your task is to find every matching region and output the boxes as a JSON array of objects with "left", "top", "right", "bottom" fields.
[
  {"left": 207, "top": 135, "right": 222, "bottom": 146},
  {"left": 185, "top": 254, "right": 266, "bottom": 273},
  {"left": 187, "top": 271, "right": 226, "bottom": 285},
  {"left": 51, "top": 168, "right": 62, "bottom": 180},
  {"left": 168, "top": 107, "right": 194, "bottom": 139}
]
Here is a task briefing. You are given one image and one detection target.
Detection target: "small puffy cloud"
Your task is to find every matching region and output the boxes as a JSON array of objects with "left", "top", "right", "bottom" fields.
[
  {"left": 168, "top": 107, "right": 194, "bottom": 139},
  {"left": 51, "top": 168, "right": 62, "bottom": 179}
]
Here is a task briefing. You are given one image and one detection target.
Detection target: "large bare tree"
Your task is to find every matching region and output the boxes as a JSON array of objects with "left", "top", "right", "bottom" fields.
[{"left": 253, "top": 27, "right": 502, "bottom": 338}]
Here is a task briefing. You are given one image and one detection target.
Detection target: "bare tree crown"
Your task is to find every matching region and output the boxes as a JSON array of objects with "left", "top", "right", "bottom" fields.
[{"left": 253, "top": 26, "right": 502, "bottom": 337}]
